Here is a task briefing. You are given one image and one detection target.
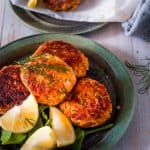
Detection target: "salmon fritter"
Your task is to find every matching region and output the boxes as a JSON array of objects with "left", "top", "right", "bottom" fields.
[
  {"left": 59, "top": 78, "right": 112, "bottom": 128},
  {"left": 43, "top": 0, "right": 80, "bottom": 11},
  {"left": 20, "top": 53, "right": 76, "bottom": 106},
  {"left": 0, "top": 65, "right": 30, "bottom": 114},
  {"left": 34, "top": 40, "right": 89, "bottom": 78}
]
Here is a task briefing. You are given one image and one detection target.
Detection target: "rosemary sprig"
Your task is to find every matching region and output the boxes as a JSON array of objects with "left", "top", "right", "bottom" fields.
[{"left": 125, "top": 58, "right": 150, "bottom": 94}]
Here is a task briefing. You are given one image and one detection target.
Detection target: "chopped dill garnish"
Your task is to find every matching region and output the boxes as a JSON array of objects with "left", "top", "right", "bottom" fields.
[
  {"left": 22, "top": 63, "right": 68, "bottom": 82},
  {"left": 16, "top": 54, "right": 44, "bottom": 65},
  {"left": 24, "top": 118, "right": 35, "bottom": 126},
  {"left": 23, "top": 65, "right": 54, "bottom": 83},
  {"left": 36, "top": 64, "right": 69, "bottom": 73},
  {"left": 16, "top": 57, "right": 31, "bottom": 65},
  {"left": 28, "top": 66, "right": 48, "bottom": 77},
  {"left": 16, "top": 54, "right": 69, "bottom": 73}
]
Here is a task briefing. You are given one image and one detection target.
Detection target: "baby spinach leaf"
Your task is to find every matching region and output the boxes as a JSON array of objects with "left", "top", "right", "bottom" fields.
[
  {"left": 0, "top": 105, "right": 51, "bottom": 146},
  {"left": 1, "top": 129, "right": 26, "bottom": 145},
  {"left": 45, "top": 119, "right": 51, "bottom": 126},
  {"left": 28, "top": 105, "right": 50, "bottom": 137},
  {"left": 1, "top": 130, "right": 12, "bottom": 144},
  {"left": 39, "top": 105, "right": 49, "bottom": 120},
  {"left": 39, "top": 105, "right": 50, "bottom": 126},
  {"left": 3, "top": 133, "right": 27, "bottom": 145},
  {"left": 71, "top": 128, "right": 85, "bottom": 150},
  {"left": 28, "top": 116, "right": 43, "bottom": 137},
  {"left": 71, "top": 123, "right": 113, "bottom": 150}
]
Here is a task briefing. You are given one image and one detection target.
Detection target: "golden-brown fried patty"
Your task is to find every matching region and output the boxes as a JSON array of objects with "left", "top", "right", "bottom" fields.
[
  {"left": 34, "top": 40, "right": 89, "bottom": 78},
  {"left": 20, "top": 53, "right": 76, "bottom": 106},
  {"left": 0, "top": 65, "right": 30, "bottom": 114},
  {"left": 59, "top": 78, "right": 112, "bottom": 128},
  {"left": 43, "top": 0, "right": 80, "bottom": 11}
]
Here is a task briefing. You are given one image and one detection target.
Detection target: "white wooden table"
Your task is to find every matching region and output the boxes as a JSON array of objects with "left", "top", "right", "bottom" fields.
[{"left": 0, "top": 1, "right": 150, "bottom": 150}]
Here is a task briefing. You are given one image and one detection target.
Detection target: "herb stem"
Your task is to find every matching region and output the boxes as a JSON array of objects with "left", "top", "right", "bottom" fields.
[
  {"left": 85, "top": 123, "right": 114, "bottom": 135},
  {"left": 125, "top": 59, "right": 150, "bottom": 94}
]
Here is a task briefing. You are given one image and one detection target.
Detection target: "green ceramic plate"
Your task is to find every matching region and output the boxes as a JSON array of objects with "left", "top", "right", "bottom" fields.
[
  {"left": 9, "top": 1, "right": 106, "bottom": 34},
  {"left": 0, "top": 34, "right": 135, "bottom": 150}
]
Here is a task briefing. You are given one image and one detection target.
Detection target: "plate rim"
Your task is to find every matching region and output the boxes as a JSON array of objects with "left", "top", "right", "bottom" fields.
[{"left": 0, "top": 33, "right": 136, "bottom": 149}]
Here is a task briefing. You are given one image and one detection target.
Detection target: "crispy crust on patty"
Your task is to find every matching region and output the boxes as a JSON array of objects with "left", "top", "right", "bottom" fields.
[
  {"left": 59, "top": 78, "right": 112, "bottom": 128},
  {"left": 0, "top": 65, "right": 30, "bottom": 114},
  {"left": 43, "top": 0, "right": 80, "bottom": 11},
  {"left": 20, "top": 53, "right": 76, "bottom": 106},
  {"left": 34, "top": 40, "right": 89, "bottom": 78}
]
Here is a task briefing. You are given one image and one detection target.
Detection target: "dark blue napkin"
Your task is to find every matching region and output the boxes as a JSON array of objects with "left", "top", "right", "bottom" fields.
[{"left": 122, "top": 0, "right": 150, "bottom": 41}]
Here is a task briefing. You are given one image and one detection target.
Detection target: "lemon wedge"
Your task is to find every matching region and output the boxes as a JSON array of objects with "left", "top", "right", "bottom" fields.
[
  {"left": 50, "top": 107, "right": 76, "bottom": 147},
  {"left": 27, "top": 0, "right": 38, "bottom": 8},
  {"left": 21, "top": 126, "right": 57, "bottom": 150},
  {"left": 0, "top": 94, "right": 39, "bottom": 133}
]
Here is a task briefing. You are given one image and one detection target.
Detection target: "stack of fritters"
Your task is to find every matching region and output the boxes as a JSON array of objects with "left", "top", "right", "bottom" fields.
[
  {"left": 0, "top": 40, "right": 112, "bottom": 128},
  {"left": 43, "top": 0, "right": 80, "bottom": 11}
]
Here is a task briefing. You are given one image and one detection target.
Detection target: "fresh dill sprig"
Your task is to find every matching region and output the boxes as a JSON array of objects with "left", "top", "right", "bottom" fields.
[
  {"left": 38, "top": 64, "right": 69, "bottom": 73},
  {"left": 125, "top": 58, "right": 150, "bottom": 94},
  {"left": 26, "top": 66, "right": 49, "bottom": 78},
  {"left": 15, "top": 54, "right": 44, "bottom": 65}
]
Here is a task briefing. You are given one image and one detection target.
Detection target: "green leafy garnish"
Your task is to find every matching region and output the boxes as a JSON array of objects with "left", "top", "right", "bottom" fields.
[
  {"left": 3, "top": 134, "right": 27, "bottom": 145},
  {"left": 35, "top": 64, "right": 69, "bottom": 73},
  {"left": 39, "top": 105, "right": 50, "bottom": 126},
  {"left": 0, "top": 103, "right": 113, "bottom": 149},
  {"left": 39, "top": 105, "right": 49, "bottom": 120},
  {"left": 0, "top": 105, "right": 50, "bottom": 146},
  {"left": 0, "top": 130, "right": 12, "bottom": 144},
  {"left": 45, "top": 119, "right": 51, "bottom": 126},
  {"left": 71, "top": 128, "right": 85, "bottom": 150},
  {"left": 1, "top": 130, "right": 27, "bottom": 145},
  {"left": 26, "top": 66, "right": 50, "bottom": 77},
  {"left": 28, "top": 117, "right": 43, "bottom": 137},
  {"left": 39, "top": 105, "right": 49, "bottom": 119},
  {"left": 71, "top": 123, "right": 113, "bottom": 150},
  {"left": 27, "top": 105, "right": 50, "bottom": 137},
  {"left": 17, "top": 53, "right": 68, "bottom": 73},
  {"left": 16, "top": 54, "right": 43, "bottom": 65},
  {"left": 27, "top": 64, "right": 68, "bottom": 73}
]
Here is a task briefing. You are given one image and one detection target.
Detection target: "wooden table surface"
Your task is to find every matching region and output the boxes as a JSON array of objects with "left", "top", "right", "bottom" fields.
[{"left": 0, "top": 1, "right": 150, "bottom": 150}]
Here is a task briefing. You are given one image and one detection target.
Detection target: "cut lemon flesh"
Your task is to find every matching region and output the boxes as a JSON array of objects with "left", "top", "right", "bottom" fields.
[
  {"left": 0, "top": 94, "right": 39, "bottom": 133},
  {"left": 27, "top": 0, "right": 38, "bottom": 8},
  {"left": 21, "top": 126, "right": 57, "bottom": 150},
  {"left": 50, "top": 107, "right": 76, "bottom": 147}
]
